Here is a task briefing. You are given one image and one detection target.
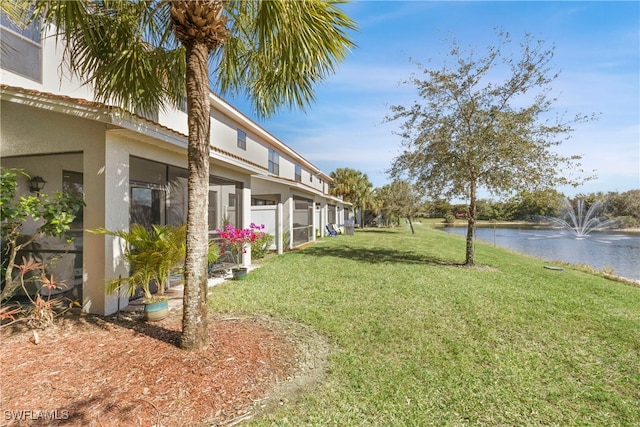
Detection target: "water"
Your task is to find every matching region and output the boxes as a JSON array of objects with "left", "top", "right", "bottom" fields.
[
  {"left": 440, "top": 226, "right": 640, "bottom": 281},
  {"left": 543, "top": 198, "right": 618, "bottom": 237}
]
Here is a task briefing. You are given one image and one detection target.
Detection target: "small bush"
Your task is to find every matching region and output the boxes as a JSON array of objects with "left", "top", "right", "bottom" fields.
[
  {"left": 282, "top": 231, "right": 291, "bottom": 252},
  {"left": 252, "top": 233, "right": 274, "bottom": 259}
]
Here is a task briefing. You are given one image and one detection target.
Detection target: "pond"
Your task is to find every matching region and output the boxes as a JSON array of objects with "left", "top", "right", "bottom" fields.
[{"left": 440, "top": 226, "right": 640, "bottom": 281}]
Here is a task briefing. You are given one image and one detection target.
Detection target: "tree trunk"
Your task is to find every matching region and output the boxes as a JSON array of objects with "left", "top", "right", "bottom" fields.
[
  {"left": 1, "top": 246, "right": 19, "bottom": 301},
  {"left": 465, "top": 181, "right": 477, "bottom": 266},
  {"left": 181, "top": 42, "right": 211, "bottom": 351},
  {"left": 408, "top": 217, "right": 415, "bottom": 234},
  {"left": 1, "top": 232, "right": 40, "bottom": 301}
]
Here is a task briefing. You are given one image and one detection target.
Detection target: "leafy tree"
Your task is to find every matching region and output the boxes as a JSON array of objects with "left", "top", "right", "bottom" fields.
[
  {"left": 367, "top": 188, "right": 385, "bottom": 226},
  {"left": 614, "top": 190, "right": 640, "bottom": 224},
  {"left": 511, "top": 189, "right": 564, "bottom": 220},
  {"left": 428, "top": 198, "right": 454, "bottom": 219},
  {"left": 377, "top": 180, "right": 423, "bottom": 233},
  {"left": 474, "top": 199, "right": 492, "bottom": 220},
  {"left": 329, "top": 168, "right": 373, "bottom": 228},
  {"left": 1, "top": 168, "right": 84, "bottom": 301},
  {"left": 387, "top": 32, "right": 594, "bottom": 265},
  {"left": 28, "top": 0, "right": 355, "bottom": 349},
  {"left": 483, "top": 200, "right": 518, "bottom": 222},
  {"left": 578, "top": 190, "right": 640, "bottom": 227},
  {"left": 373, "top": 186, "right": 395, "bottom": 226}
]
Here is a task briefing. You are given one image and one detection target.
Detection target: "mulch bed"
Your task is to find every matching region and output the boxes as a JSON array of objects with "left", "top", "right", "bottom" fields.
[{"left": 0, "top": 311, "right": 301, "bottom": 426}]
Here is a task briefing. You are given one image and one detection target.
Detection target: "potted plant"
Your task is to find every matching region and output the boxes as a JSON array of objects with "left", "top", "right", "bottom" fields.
[
  {"left": 91, "top": 224, "right": 187, "bottom": 321},
  {"left": 206, "top": 239, "right": 225, "bottom": 275},
  {"left": 216, "top": 223, "right": 265, "bottom": 280}
]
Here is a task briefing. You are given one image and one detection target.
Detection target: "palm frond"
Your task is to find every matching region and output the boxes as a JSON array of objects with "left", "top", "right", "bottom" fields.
[
  {"left": 217, "top": 0, "right": 357, "bottom": 118},
  {"left": 0, "top": 0, "right": 34, "bottom": 56},
  {"left": 32, "top": 0, "right": 184, "bottom": 115}
]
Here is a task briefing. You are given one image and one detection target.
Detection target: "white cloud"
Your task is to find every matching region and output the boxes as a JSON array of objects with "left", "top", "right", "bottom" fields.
[{"left": 235, "top": 1, "right": 639, "bottom": 196}]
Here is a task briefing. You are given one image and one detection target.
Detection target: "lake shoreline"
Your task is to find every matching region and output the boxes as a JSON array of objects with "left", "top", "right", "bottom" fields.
[
  {"left": 438, "top": 225, "right": 640, "bottom": 282},
  {"left": 430, "top": 220, "right": 640, "bottom": 234}
]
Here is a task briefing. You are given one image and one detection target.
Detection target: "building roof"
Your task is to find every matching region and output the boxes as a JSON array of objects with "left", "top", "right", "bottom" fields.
[{"left": 0, "top": 83, "right": 334, "bottom": 184}]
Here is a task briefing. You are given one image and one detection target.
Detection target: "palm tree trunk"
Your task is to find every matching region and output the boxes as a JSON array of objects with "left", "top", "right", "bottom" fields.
[{"left": 181, "top": 41, "right": 211, "bottom": 350}]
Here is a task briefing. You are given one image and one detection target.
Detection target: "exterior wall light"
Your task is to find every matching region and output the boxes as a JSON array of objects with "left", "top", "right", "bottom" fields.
[{"left": 29, "top": 176, "right": 47, "bottom": 193}]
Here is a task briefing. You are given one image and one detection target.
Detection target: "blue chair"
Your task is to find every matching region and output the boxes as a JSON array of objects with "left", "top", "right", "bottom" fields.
[{"left": 326, "top": 224, "right": 338, "bottom": 236}]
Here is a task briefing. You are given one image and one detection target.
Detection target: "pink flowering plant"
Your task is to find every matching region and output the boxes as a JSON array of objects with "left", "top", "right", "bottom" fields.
[{"left": 216, "top": 223, "right": 266, "bottom": 267}]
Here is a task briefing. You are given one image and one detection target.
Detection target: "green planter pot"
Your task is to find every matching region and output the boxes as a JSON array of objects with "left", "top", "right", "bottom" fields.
[
  {"left": 232, "top": 267, "right": 248, "bottom": 281},
  {"left": 144, "top": 298, "right": 169, "bottom": 321}
]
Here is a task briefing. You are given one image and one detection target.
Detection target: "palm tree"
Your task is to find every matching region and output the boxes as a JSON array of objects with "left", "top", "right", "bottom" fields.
[
  {"left": 92, "top": 224, "right": 193, "bottom": 300},
  {"left": 28, "top": 0, "right": 356, "bottom": 350},
  {"left": 330, "top": 168, "right": 372, "bottom": 227}
]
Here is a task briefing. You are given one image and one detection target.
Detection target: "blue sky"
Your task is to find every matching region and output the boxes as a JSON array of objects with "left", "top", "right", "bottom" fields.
[{"left": 225, "top": 1, "right": 639, "bottom": 199}]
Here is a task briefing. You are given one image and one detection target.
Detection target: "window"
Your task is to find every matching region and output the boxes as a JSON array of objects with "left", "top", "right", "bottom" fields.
[
  {"left": 63, "top": 170, "right": 84, "bottom": 278},
  {"left": 237, "top": 129, "right": 246, "bottom": 150},
  {"left": 177, "top": 96, "right": 188, "bottom": 113},
  {"left": 62, "top": 171, "right": 84, "bottom": 230},
  {"left": 328, "top": 205, "right": 337, "bottom": 224},
  {"left": 251, "top": 194, "right": 280, "bottom": 206},
  {"left": 209, "top": 176, "right": 242, "bottom": 231},
  {"left": 292, "top": 196, "right": 313, "bottom": 246},
  {"left": 252, "top": 198, "right": 276, "bottom": 206},
  {"left": 268, "top": 149, "right": 279, "bottom": 175},
  {"left": 131, "top": 185, "right": 166, "bottom": 230},
  {"left": 1, "top": 12, "right": 42, "bottom": 81},
  {"left": 129, "top": 156, "right": 243, "bottom": 232},
  {"left": 295, "top": 165, "right": 302, "bottom": 182},
  {"left": 129, "top": 157, "right": 167, "bottom": 230},
  {"left": 167, "top": 165, "right": 189, "bottom": 225}
]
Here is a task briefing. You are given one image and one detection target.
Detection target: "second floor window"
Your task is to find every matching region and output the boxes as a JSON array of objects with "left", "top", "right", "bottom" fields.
[
  {"left": 1, "top": 12, "right": 42, "bottom": 82},
  {"left": 237, "top": 129, "right": 246, "bottom": 150},
  {"left": 295, "top": 165, "right": 302, "bottom": 182},
  {"left": 268, "top": 149, "right": 279, "bottom": 175}
]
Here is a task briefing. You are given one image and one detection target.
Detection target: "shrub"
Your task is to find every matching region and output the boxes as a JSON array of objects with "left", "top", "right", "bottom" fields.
[
  {"left": 251, "top": 233, "right": 274, "bottom": 259},
  {"left": 216, "top": 223, "right": 267, "bottom": 265},
  {"left": 1, "top": 168, "right": 83, "bottom": 311},
  {"left": 282, "top": 231, "right": 291, "bottom": 252}
]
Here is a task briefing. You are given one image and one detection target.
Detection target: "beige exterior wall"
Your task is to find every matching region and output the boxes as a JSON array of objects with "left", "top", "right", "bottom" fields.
[
  {"left": 0, "top": 101, "right": 105, "bottom": 157},
  {"left": 1, "top": 20, "right": 350, "bottom": 316},
  {"left": 158, "top": 108, "right": 188, "bottom": 136},
  {"left": 0, "top": 26, "right": 94, "bottom": 101}
]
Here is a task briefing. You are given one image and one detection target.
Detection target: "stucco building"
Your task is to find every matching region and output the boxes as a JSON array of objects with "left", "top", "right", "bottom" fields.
[{"left": 0, "top": 17, "right": 350, "bottom": 315}]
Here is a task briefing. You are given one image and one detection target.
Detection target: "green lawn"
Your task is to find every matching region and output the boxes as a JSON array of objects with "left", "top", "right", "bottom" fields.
[{"left": 208, "top": 225, "right": 640, "bottom": 426}]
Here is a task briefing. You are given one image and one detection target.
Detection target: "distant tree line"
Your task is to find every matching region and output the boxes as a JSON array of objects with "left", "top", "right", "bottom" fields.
[
  {"left": 413, "top": 189, "right": 639, "bottom": 228},
  {"left": 442, "top": 190, "right": 640, "bottom": 227},
  {"left": 328, "top": 171, "right": 640, "bottom": 230}
]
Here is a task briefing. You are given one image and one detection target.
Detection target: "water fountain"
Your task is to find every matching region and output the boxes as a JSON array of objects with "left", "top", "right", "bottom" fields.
[
  {"left": 543, "top": 198, "right": 618, "bottom": 239},
  {"left": 444, "top": 199, "right": 636, "bottom": 279}
]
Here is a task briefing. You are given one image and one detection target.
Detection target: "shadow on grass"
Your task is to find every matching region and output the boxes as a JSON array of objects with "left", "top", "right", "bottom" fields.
[
  {"left": 353, "top": 228, "right": 399, "bottom": 234},
  {"left": 303, "top": 244, "right": 464, "bottom": 267}
]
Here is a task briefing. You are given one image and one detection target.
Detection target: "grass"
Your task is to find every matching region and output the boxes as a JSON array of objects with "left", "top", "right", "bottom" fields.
[{"left": 208, "top": 225, "right": 640, "bottom": 426}]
